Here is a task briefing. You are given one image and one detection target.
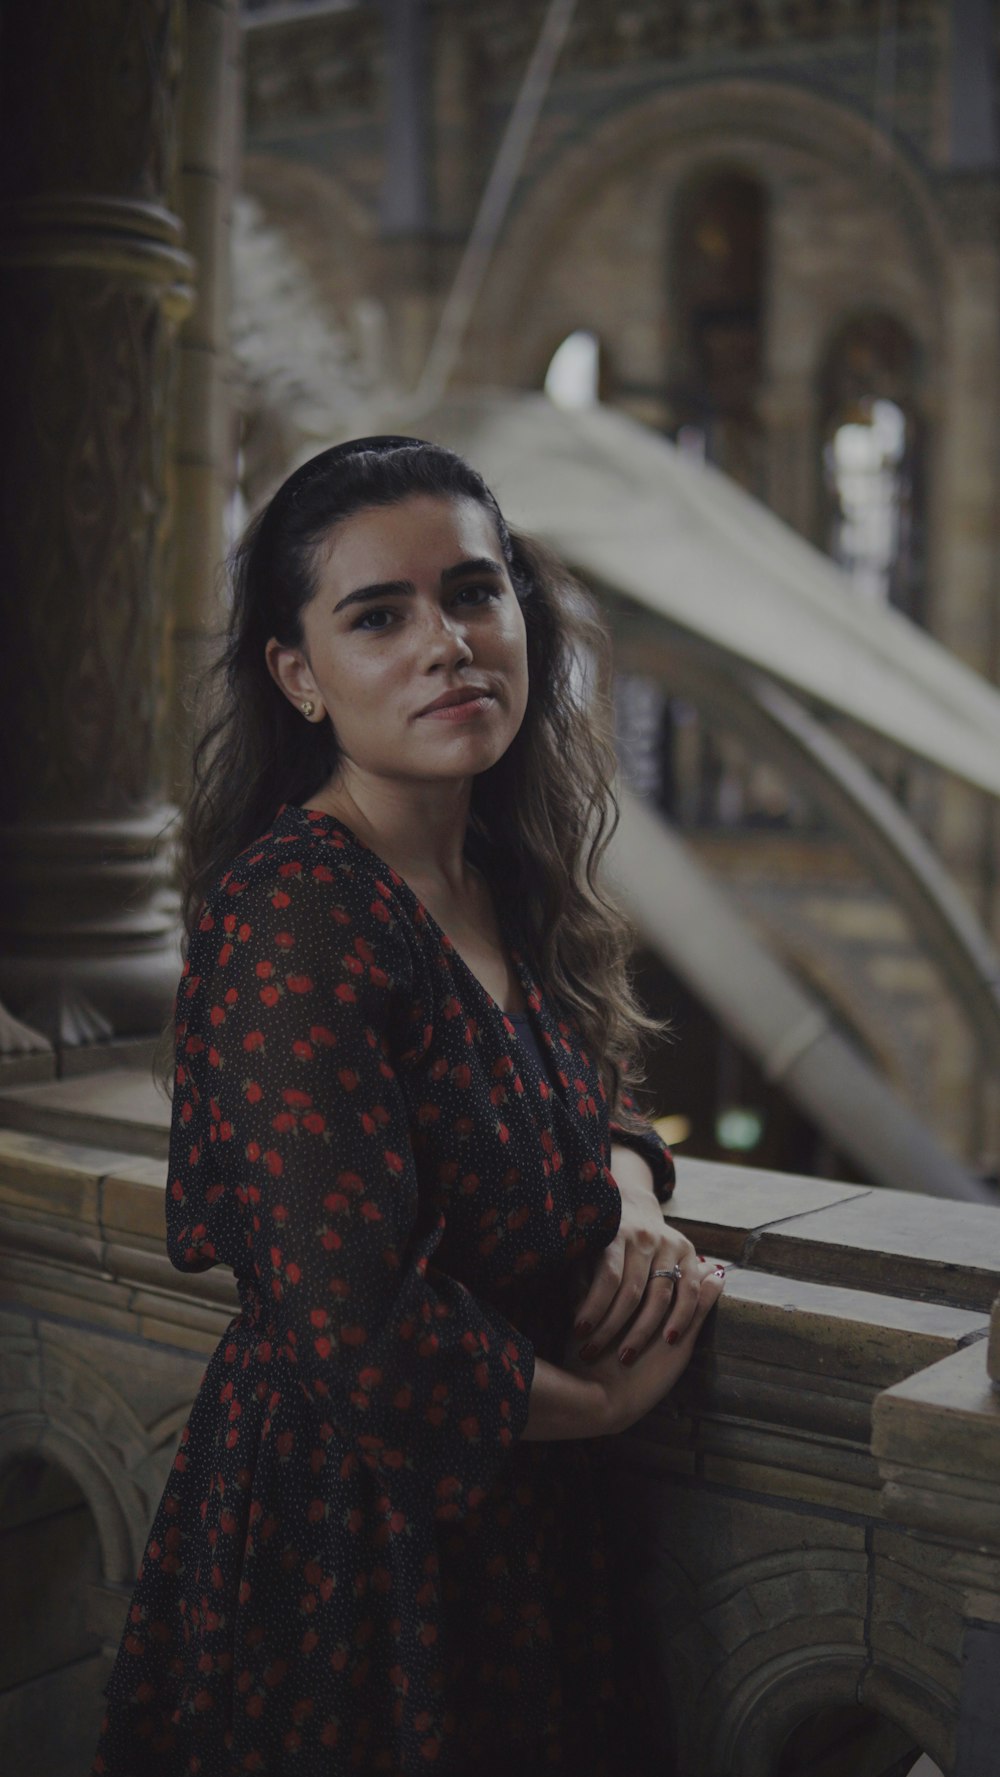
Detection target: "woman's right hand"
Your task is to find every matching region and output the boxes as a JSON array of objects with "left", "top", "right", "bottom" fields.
[{"left": 561, "top": 1258, "right": 726, "bottom": 1436}]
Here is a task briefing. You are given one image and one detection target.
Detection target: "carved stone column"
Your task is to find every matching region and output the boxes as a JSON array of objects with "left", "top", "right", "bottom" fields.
[
  {"left": 0, "top": 1, "right": 194, "bottom": 1042},
  {"left": 170, "top": 0, "right": 241, "bottom": 799}
]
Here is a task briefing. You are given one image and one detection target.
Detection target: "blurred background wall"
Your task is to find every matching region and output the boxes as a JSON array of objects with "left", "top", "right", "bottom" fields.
[{"left": 231, "top": 0, "right": 1000, "bottom": 1182}]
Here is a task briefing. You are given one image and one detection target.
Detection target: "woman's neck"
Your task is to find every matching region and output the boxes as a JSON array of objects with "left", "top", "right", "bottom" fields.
[{"left": 306, "top": 774, "right": 476, "bottom": 902}]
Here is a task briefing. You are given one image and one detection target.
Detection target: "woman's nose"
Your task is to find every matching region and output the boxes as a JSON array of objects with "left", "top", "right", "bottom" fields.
[{"left": 420, "top": 605, "right": 474, "bottom": 662}]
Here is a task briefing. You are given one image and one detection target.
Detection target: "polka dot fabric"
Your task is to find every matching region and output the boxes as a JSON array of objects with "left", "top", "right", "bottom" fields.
[{"left": 91, "top": 802, "right": 675, "bottom": 1777}]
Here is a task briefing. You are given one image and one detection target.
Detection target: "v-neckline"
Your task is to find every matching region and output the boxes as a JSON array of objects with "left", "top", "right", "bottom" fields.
[{"left": 289, "top": 803, "right": 564, "bottom": 1094}]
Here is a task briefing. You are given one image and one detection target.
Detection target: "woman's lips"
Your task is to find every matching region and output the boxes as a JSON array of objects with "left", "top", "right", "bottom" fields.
[{"left": 418, "top": 693, "right": 496, "bottom": 722}]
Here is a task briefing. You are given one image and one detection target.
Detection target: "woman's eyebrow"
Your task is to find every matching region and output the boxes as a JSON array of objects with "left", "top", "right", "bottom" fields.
[
  {"left": 333, "top": 556, "right": 505, "bottom": 614},
  {"left": 442, "top": 555, "right": 505, "bottom": 584}
]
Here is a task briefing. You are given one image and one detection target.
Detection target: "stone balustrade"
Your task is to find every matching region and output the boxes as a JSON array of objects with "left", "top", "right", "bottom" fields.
[
  {"left": 603, "top": 1162, "right": 1000, "bottom": 1776},
  {"left": 0, "top": 1066, "right": 997, "bottom": 1773}
]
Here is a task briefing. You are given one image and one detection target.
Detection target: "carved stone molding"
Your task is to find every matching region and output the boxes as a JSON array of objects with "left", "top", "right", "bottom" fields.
[
  {"left": 19, "top": 983, "right": 116, "bottom": 1052},
  {"left": 0, "top": 1334, "right": 153, "bottom": 1583},
  {"left": 246, "top": 0, "right": 937, "bottom": 116},
  {"left": 0, "top": 809, "right": 181, "bottom": 1039},
  {"left": 442, "top": 0, "right": 937, "bottom": 84},
  {"left": 244, "top": 7, "right": 382, "bottom": 135},
  {"left": 0, "top": 1322, "right": 209, "bottom": 1592},
  {"left": 0, "top": 195, "right": 193, "bottom": 303},
  {"left": 0, "top": 999, "right": 53, "bottom": 1059}
]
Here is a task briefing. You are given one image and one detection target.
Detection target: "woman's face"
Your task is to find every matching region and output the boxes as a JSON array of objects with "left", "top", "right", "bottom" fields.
[{"left": 266, "top": 493, "right": 530, "bottom": 790}]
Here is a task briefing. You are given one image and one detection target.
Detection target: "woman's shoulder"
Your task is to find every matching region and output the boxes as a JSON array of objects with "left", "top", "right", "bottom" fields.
[
  {"left": 201, "top": 803, "right": 385, "bottom": 901},
  {"left": 176, "top": 807, "right": 433, "bottom": 1066},
  {"left": 191, "top": 803, "right": 419, "bottom": 969}
]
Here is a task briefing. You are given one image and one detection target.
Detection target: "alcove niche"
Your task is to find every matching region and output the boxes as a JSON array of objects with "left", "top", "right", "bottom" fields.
[{"left": 0, "top": 1452, "right": 107, "bottom": 1777}]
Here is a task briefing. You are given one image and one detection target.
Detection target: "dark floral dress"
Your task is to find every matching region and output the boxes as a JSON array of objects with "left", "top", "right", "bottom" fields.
[{"left": 91, "top": 802, "right": 675, "bottom": 1777}]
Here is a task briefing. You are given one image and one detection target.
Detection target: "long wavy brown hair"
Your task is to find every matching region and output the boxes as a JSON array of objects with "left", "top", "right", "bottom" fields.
[{"left": 163, "top": 437, "right": 671, "bottom": 1127}]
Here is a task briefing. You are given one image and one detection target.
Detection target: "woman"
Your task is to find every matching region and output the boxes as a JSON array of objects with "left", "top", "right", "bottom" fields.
[{"left": 91, "top": 435, "right": 725, "bottom": 1777}]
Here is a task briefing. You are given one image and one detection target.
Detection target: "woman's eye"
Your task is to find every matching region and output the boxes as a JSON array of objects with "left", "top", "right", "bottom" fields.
[
  {"left": 353, "top": 585, "right": 501, "bottom": 631},
  {"left": 455, "top": 583, "right": 502, "bottom": 605}
]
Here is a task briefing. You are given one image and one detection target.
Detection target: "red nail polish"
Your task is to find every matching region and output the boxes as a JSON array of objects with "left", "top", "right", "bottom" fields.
[
  {"left": 619, "top": 1347, "right": 635, "bottom": 1367},
  {"left": 575, "top": 1320, "right": 592, "bottom": 1338},
  {"left": 666, "top": 1328, "right": 678, "bottom": 1346},
  {"left": 697, "top": 1254, "right": 706, "bottom": 1262},
  {"left": 580, "top": 1343, "right": 599, "bottom": 1361}
]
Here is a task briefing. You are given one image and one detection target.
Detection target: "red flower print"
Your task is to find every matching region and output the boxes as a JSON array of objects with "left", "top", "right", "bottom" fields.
[{"left": 95, "top": 804, "right": 679, "bottom": 1777}]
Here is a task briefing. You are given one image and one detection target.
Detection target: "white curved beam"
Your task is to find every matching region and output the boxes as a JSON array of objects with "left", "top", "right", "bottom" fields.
[
  {"left": 606, "top": 791, "right": 987, "bottom": 1202},
  {"left": 404, "top": 393, "right": 1000, "bottom": 797},
  {"left": 613, "top": 623, "right": 1000, "bottom": 1073}
]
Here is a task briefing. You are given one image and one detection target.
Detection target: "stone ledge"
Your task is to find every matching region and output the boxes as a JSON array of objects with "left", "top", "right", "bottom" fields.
[
  {"left": 1, "top": 1125, "right": 995, "bottom": 1378},
  {"left": 706, "top": 1266, "right": 987, "bottom": 1385},
  {"left": 2, "top": 1074, "right": 997, "bottom": 1313},
  {"left": 873, "top": 1341, "right": 1000, "bottom": 1488},
  {"left": 2, "top": 1102, "right": 997, "bottom": 1769},
  {"left": 0, "top": 1068, "right": 169, "bottom": 1160},
  {"left": 658, "top": 1157, "right": 869, "bottom": 1262},
  {"left": 0, "top": 1248, "right": 237, "bottom": 1352},
  {"left": 668, "top": 1155, "right": 1000, "bottom": 1312},
  {"left": 873, "top": 1340, "right": 1000, "bottom": 1560},
  {"left": 0, "top": 1128, "right": 134, "bottom": 1229},
  {"left": 618, "top": 1267, "right": 989, "bottom": 1517},
  {"left": 0, "top": 1128, "right": 238, "bottom": 1352}
]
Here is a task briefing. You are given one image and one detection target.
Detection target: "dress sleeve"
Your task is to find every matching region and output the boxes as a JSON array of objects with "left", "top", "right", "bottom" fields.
[
  {"left": 609, "top": 1087, "right": 676, "bottom": 1206},
  {"left": 167, "top": 847, "right": 535, "bottom": 1522}
]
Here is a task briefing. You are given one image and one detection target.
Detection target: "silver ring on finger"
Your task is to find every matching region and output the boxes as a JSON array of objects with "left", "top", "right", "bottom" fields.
[{"left": 651, "top": 1263, "right": 684, "bottom": 1283}]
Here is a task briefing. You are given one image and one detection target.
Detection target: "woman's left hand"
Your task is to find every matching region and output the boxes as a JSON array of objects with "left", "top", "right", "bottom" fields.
[{"left": 568, "top": 1144, "right": 703, "bottom": 1369}]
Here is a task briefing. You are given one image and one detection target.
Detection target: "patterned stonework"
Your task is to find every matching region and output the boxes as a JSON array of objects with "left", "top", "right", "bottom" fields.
[
  {"left": 460, "top": 0, "right": 935, "bottom": 80},
  {"left": 244, "top": 6, "right": 382, "bottom": 134},
  {"left": 244, "top": 0, "right": 938, "bottom": 137},
  {"left": 0, "top": 0, "right": 184, "bottom": 206},
  {"left": 2, "top": 278, "right": 179, "bottom": 816}
]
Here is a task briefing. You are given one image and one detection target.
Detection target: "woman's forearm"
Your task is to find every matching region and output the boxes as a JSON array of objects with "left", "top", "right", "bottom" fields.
[
  {"left": 519, "top": 1152, "right": 662, "bottom": 1443},
  {"left": 520, "top": 1354, "right": 611, "bottom": 1441},
  {"left": 610, "top": 1142, "right": 658, "bottom": 1195}
]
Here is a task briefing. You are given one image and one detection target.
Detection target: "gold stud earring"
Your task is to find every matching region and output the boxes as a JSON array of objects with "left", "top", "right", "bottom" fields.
[{"left": 300, "top": 700, "right": 315, "bottom": 718}]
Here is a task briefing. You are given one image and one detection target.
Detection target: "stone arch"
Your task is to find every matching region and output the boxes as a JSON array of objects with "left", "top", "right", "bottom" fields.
[
  {"left": 0, "top": 1446, "right": 110, "bottom": 1775},
  {"left": 611, "top": 1519, "right": 954, "bottom": 1777},
  {"left": 815, "top": 303, "right": 932, "bottom": 468},
  {"left": 609, "top": 1509, "right": 858, "bottom": 1760},
  {"left": 242, "top": 149, "right": 377, "bottom": 275},
  {"left": 0, "top": 1332, "right": 162, "bottom": 1584},
  {"left": 820, "top": 305, "right": 930, "bottom": 397},
  {"left": 466, "top": 79, "right": 947, "bottom": 404},
  {"left": 712, "top": 1644, "right": 947, "bottom": 1776}
]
